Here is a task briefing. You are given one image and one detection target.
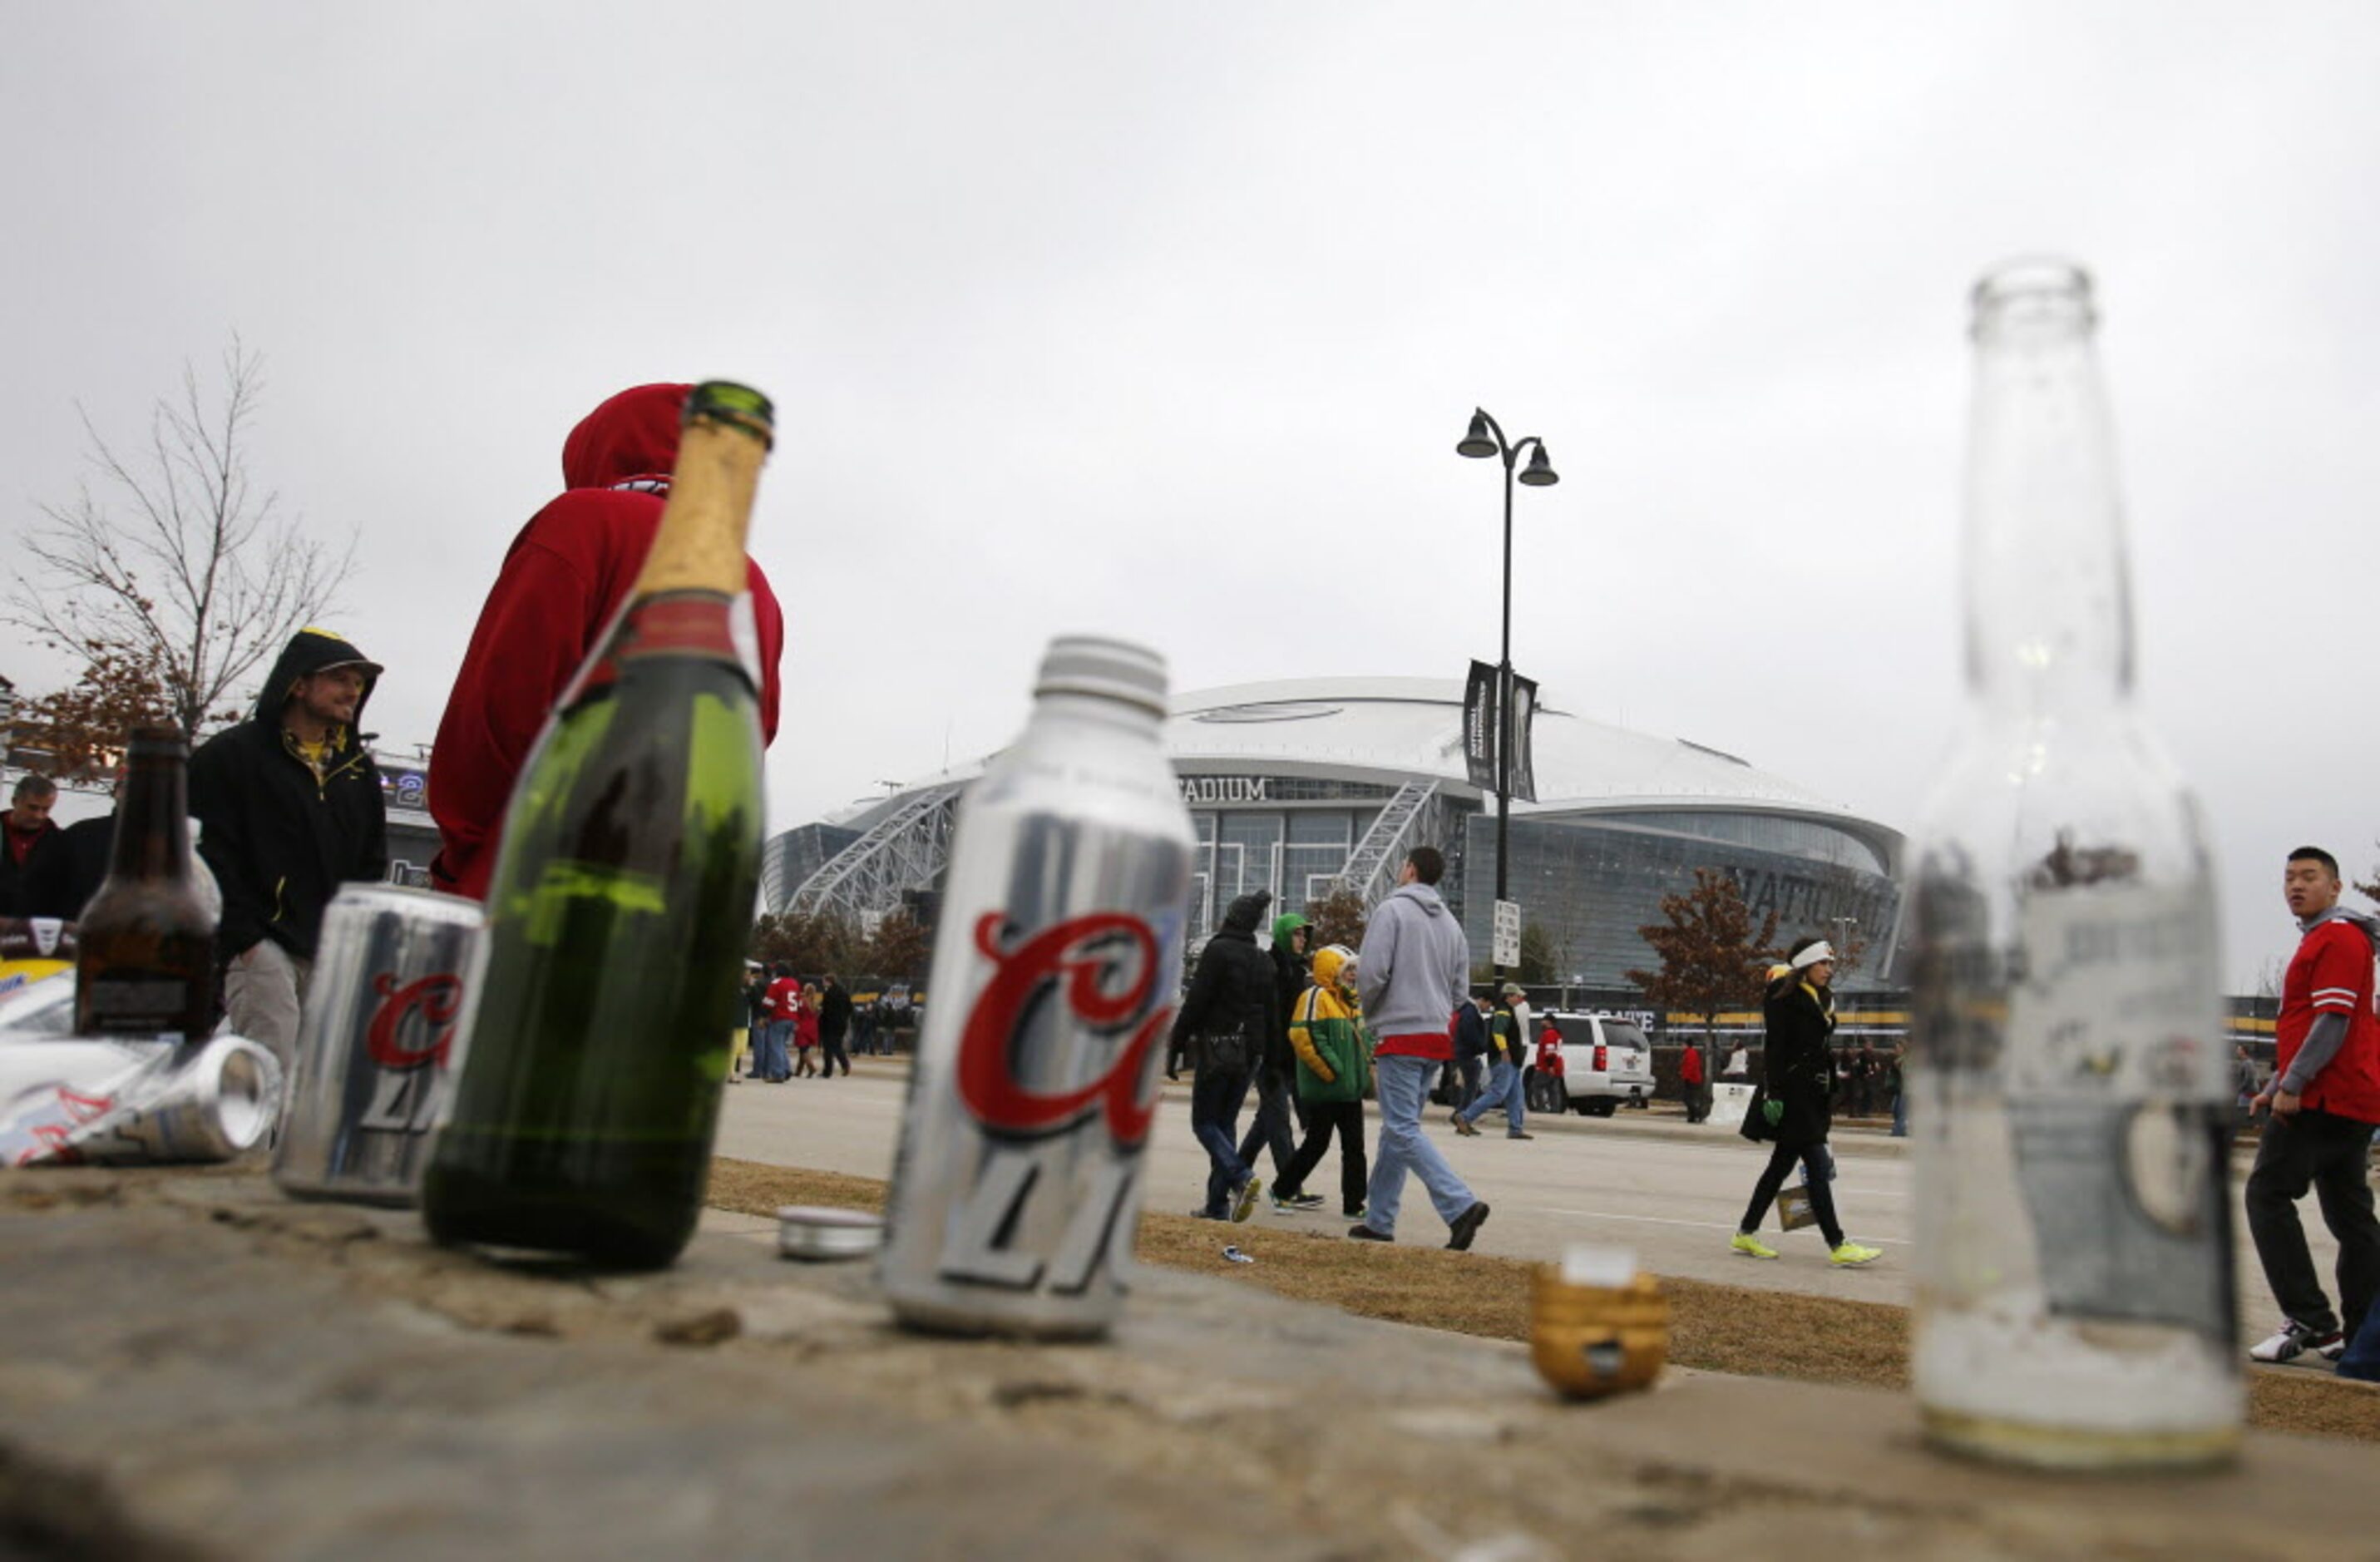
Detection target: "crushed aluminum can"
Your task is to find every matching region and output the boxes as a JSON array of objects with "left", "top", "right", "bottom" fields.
[
  {"left": 0, "top": 1034, "right": 284, "bottom": 1166},
  {"left": 272, "top": 884, "right": 485, "bottom": 1207}
]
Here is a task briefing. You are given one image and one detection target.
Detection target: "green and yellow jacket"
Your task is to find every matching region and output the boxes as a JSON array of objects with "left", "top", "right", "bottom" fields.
[{"left": 1287, "top": 944, "right": 1370, "bottom": 1104}]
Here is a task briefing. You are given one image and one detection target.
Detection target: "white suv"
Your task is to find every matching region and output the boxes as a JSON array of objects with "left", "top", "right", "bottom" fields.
[{"left": 1528, "top": 1011, "right": 1658, "bottom": 1117}]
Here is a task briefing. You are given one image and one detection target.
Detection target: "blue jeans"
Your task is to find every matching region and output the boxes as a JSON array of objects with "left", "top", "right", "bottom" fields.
[
  {"left": 1459, "top": 1057, "right": 1525, "bottom": 1134},
  {"left": 1237, "top": 1066, "right": 1298, "bottom": 1179},
  {"left": 1890, "top": 1090, "right": 1907, "bottom": 1137},
  {"left": 2343, "top": 1297, "right": 2380, "bottom": 1382},
  {"left": 1192, "top": 1065, "right": 1254, "bottom": 1216},
  {"left": 1364, "top": 1055, "right": 1478, "bottom": 1236},
  {"left": 757, "top": 1020, "right": 792, "bottom": 1080}
]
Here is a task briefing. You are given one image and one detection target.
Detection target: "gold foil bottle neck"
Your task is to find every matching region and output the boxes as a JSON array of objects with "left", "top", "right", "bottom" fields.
[{"left": 632, "top": 383, "right": 773, "bottom": 599}]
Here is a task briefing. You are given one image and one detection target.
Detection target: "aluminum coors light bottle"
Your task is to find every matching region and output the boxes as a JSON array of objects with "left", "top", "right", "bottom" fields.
[
  {"left": 1909, "top": 260, "right": 2238, "bottom": 1470},
  {"left": 880, "top": 635, "right": 1196, "bottom": 1338}
]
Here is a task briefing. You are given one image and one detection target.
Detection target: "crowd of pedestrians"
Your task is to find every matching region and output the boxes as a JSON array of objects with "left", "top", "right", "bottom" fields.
[
  {"left": 731, "top": 966, "right": 913, "bottom": 1083},
  {"left": 1153, "top": 837, "right": 2380, "bottom": 1388}
]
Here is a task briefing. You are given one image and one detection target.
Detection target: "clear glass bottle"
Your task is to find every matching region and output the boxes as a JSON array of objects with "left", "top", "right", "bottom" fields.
[{"left": 1908, "top": 260, "right": 2238, "bottom": 1469}]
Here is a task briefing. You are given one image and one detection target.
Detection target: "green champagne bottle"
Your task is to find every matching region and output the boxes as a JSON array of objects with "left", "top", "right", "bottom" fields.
[{"left": 421, "top": 381, "right": 773, "bottom": 1268}]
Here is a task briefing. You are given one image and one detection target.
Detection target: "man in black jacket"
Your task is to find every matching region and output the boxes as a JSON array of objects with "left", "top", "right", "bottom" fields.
[
  {"left": 0, "top": 774, "right": 62, "bottom": 917},
  {"left": 23, "top": 809, "right": 113, "bottom": 922},
  {"left": 190, "top": 629, "right": 388, "bottom": 1068},
  {"left": 817, "top": 974, "right": 854, "bottom": 1076},
  {"left": 1451, "top": 991, "right": 1490, "bottom": 1110},
  {"left": 1170, "top": 891, "right": 1276, "bottom": 1222}
]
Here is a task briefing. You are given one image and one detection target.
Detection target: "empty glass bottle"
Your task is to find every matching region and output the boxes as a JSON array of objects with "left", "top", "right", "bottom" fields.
[
  {"left": 1908, "top": 260, "right": 2238, "bottom": 1470},
  {"left": 75, "top": 726, "right": 217, "bottom": 1044}
]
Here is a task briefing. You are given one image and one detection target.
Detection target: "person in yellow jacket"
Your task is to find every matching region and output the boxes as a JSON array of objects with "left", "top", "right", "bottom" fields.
[{"left": 1268, "top": 945, "right": 1373, "bottom": 1220}]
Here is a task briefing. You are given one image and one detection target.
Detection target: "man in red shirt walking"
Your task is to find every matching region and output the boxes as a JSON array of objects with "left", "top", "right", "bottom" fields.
[
  {"left": 756, "top": 966, "right": 802, "bottom": 1084},
  {"left": 2245, "top": 847, "right": 2380, "bottom": 1365}
]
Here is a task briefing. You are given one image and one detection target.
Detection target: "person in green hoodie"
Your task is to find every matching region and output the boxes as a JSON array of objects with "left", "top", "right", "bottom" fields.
[
  {"left": 1269, "top": 944, "right": 1372, "bottom": 1220},
  {"left": 1251, "top": 910, "right": 1322, "bottom": 1211}
]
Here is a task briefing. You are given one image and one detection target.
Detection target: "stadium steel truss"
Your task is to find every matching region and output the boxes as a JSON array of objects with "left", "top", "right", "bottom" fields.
[
  {"left": 1329, "top": 778, "right": 1442, "bottom": 907},
  {"left": 788, "top": 774, "right": 1445, "bottom": 930},
  {"left": 783, "top": 783, "right": 962, "bottom": 923}
]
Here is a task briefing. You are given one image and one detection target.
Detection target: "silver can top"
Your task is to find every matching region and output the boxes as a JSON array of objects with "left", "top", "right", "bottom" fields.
[
  {"left": 777, "top": 1204, "right": 885, "bottom": 1261},
  {"left": 1032, "top": 635, "right": 1168, "bottom": 716}
]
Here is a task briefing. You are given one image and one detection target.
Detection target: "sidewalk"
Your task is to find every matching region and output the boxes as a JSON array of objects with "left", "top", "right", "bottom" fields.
[{"left": 3, "top": 1164, "right": 2374, "bottom": 1559}]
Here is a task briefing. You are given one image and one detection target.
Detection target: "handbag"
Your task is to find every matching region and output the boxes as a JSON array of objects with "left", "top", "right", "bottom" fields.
[
  {"left": 1738, "top": 1084, "right": 1774, "bottom": 1143},
  {"left": 1201, "top": 1024, "right": 1252, "bottom": 1074}
]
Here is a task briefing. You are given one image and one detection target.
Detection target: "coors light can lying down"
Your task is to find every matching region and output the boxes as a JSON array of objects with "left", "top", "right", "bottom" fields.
[
  {"left": 0, "top": 1036, "right": 282, "bottom": 1166},
  {"left": 272, "top": 883, "right": 485, "bottom": 1206},
  {"left": 881, "top": 636, "right": 1196, "bottom": 1338}
]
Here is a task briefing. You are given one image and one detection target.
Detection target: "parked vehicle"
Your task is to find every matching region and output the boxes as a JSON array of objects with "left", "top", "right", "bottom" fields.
[{"left": 1526, "top": 1011, "right": 1657, "bottom": 1117}]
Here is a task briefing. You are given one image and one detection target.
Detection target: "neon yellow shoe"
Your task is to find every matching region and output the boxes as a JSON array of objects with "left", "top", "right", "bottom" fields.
[
  {"left": 1730, "top": 1232, "right": 1778, "bottom": 1260},
  {"left": 1829, "top": 1241, "right": 1883, "bottom": 1268}
]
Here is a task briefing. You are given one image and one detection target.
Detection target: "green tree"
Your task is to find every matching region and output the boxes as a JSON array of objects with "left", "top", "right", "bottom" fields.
[{"left": 1625, "top": 868, "right": 1780, "bottom": 1045}]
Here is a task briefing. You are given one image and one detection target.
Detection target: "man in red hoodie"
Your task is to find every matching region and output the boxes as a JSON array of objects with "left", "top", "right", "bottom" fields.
[{"left": 428, "top": 383, "right": 787, "bottom": 900}]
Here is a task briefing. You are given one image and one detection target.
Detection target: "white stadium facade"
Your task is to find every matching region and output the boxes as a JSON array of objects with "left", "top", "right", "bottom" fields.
[{"left": 763, "top": 678, "right": 1905, "bottom": 992}]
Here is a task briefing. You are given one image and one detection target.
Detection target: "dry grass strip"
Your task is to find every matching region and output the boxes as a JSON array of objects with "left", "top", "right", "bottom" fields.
[{"left": 706, "top": 1156, "right": 2380, "bottom": 1444}]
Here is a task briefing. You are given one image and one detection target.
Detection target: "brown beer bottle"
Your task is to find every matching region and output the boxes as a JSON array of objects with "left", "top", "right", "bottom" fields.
[{"left": 74, "top": 725, "right": 218, "bottom": 1043}]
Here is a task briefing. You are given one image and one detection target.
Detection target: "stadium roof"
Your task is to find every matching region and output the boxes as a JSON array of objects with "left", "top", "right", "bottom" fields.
[{"left": 831, "top": 677, "right": 1887, "bottom": 838}]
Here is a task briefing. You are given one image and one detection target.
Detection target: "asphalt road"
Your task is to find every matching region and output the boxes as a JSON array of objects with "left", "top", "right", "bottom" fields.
[{"left": 716, "top": 1060, "right": 2342, "bottom": 1336}]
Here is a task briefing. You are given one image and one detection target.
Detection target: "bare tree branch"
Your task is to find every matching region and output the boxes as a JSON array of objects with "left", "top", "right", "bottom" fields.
[{"left": 7, "top": 339, "right": 355, "bottom": 739}]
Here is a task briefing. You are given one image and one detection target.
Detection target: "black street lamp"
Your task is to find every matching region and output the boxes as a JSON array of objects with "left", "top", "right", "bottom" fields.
[{"left": 1456, "top": 408, "right": 1558, "bottom": 978}]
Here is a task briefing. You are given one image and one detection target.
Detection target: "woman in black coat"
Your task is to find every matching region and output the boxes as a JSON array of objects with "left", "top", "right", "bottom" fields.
[{"left": 1730, "top": 937, "right": 1880, "bottom": 1267}]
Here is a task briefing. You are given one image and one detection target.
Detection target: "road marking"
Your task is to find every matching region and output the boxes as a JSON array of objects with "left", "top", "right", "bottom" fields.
[{"left": 1533, "top": 1208, "right": 1901, "bottom": 1247}]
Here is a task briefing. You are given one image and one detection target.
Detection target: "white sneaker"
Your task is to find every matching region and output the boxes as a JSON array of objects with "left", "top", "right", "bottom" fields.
[{"left": 2249, "top": 1319, "right": 2344, "bottom": 1364}]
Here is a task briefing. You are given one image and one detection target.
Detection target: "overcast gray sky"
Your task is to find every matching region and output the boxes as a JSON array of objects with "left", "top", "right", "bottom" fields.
[{"left": 6, "top": 2, "right": 2377, "bottom": 988}]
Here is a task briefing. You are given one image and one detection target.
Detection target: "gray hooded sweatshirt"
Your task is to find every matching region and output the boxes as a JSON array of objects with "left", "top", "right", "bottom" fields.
[{"left": 1356, "top": 882, "right": 1471, "bottom": 1042}]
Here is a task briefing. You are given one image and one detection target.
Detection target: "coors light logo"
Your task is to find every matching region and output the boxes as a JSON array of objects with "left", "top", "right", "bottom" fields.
[
  {"left": 931, "top": 908, "right": 1174, "bottom": 1294},
  {"left": 357, "top": 971, "right": 463, "bottom": 1134}
]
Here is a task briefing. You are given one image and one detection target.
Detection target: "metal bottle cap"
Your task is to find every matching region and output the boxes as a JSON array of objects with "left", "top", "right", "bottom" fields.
[
  {"left": 777, "top": 1205, "right": 886, "bottom": 1261},
  {"left": 1032, "top": 635, "right": 1168, "bottom": 715}
]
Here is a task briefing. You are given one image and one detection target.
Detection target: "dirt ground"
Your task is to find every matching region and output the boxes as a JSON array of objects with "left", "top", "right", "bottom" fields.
[{"left": 707, "top": 1156, "right": 2380, "bottom": 1446}]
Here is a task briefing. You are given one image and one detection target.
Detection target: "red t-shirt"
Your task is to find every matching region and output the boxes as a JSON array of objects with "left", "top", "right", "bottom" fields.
[
  {"left": 764, "top": 976, "right": 803, "bottom": 1021},
  {"left": 2279, "top": 917, "right": 2380, "bottom": 1125},
  {"left": 1679, "top": 1042, "right": 1704, "bottom": 1085},
  {"left": 1378, "top": 1021, "right": 1454, "bottom": 1061},
  {"left": 1534, "top": 1025, "right": 1564, "bottom": 1074}
]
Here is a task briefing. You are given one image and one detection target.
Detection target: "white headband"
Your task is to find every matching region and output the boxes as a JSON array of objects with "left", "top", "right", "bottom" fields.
[{"left": 1790, "top": 941, "right": 1837, "bottom": 970}]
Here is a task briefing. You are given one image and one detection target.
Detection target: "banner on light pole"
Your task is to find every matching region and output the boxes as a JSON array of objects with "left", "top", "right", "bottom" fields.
[
  {"left": 1462, "top": 660, "right": 1498, "bottom": 793},
  {"left": 1462, "top": 661, "right": 1541, "bottom": 805},
  {"left": 1508, "top": 674, "right": 1538, "bottom": 805}
]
